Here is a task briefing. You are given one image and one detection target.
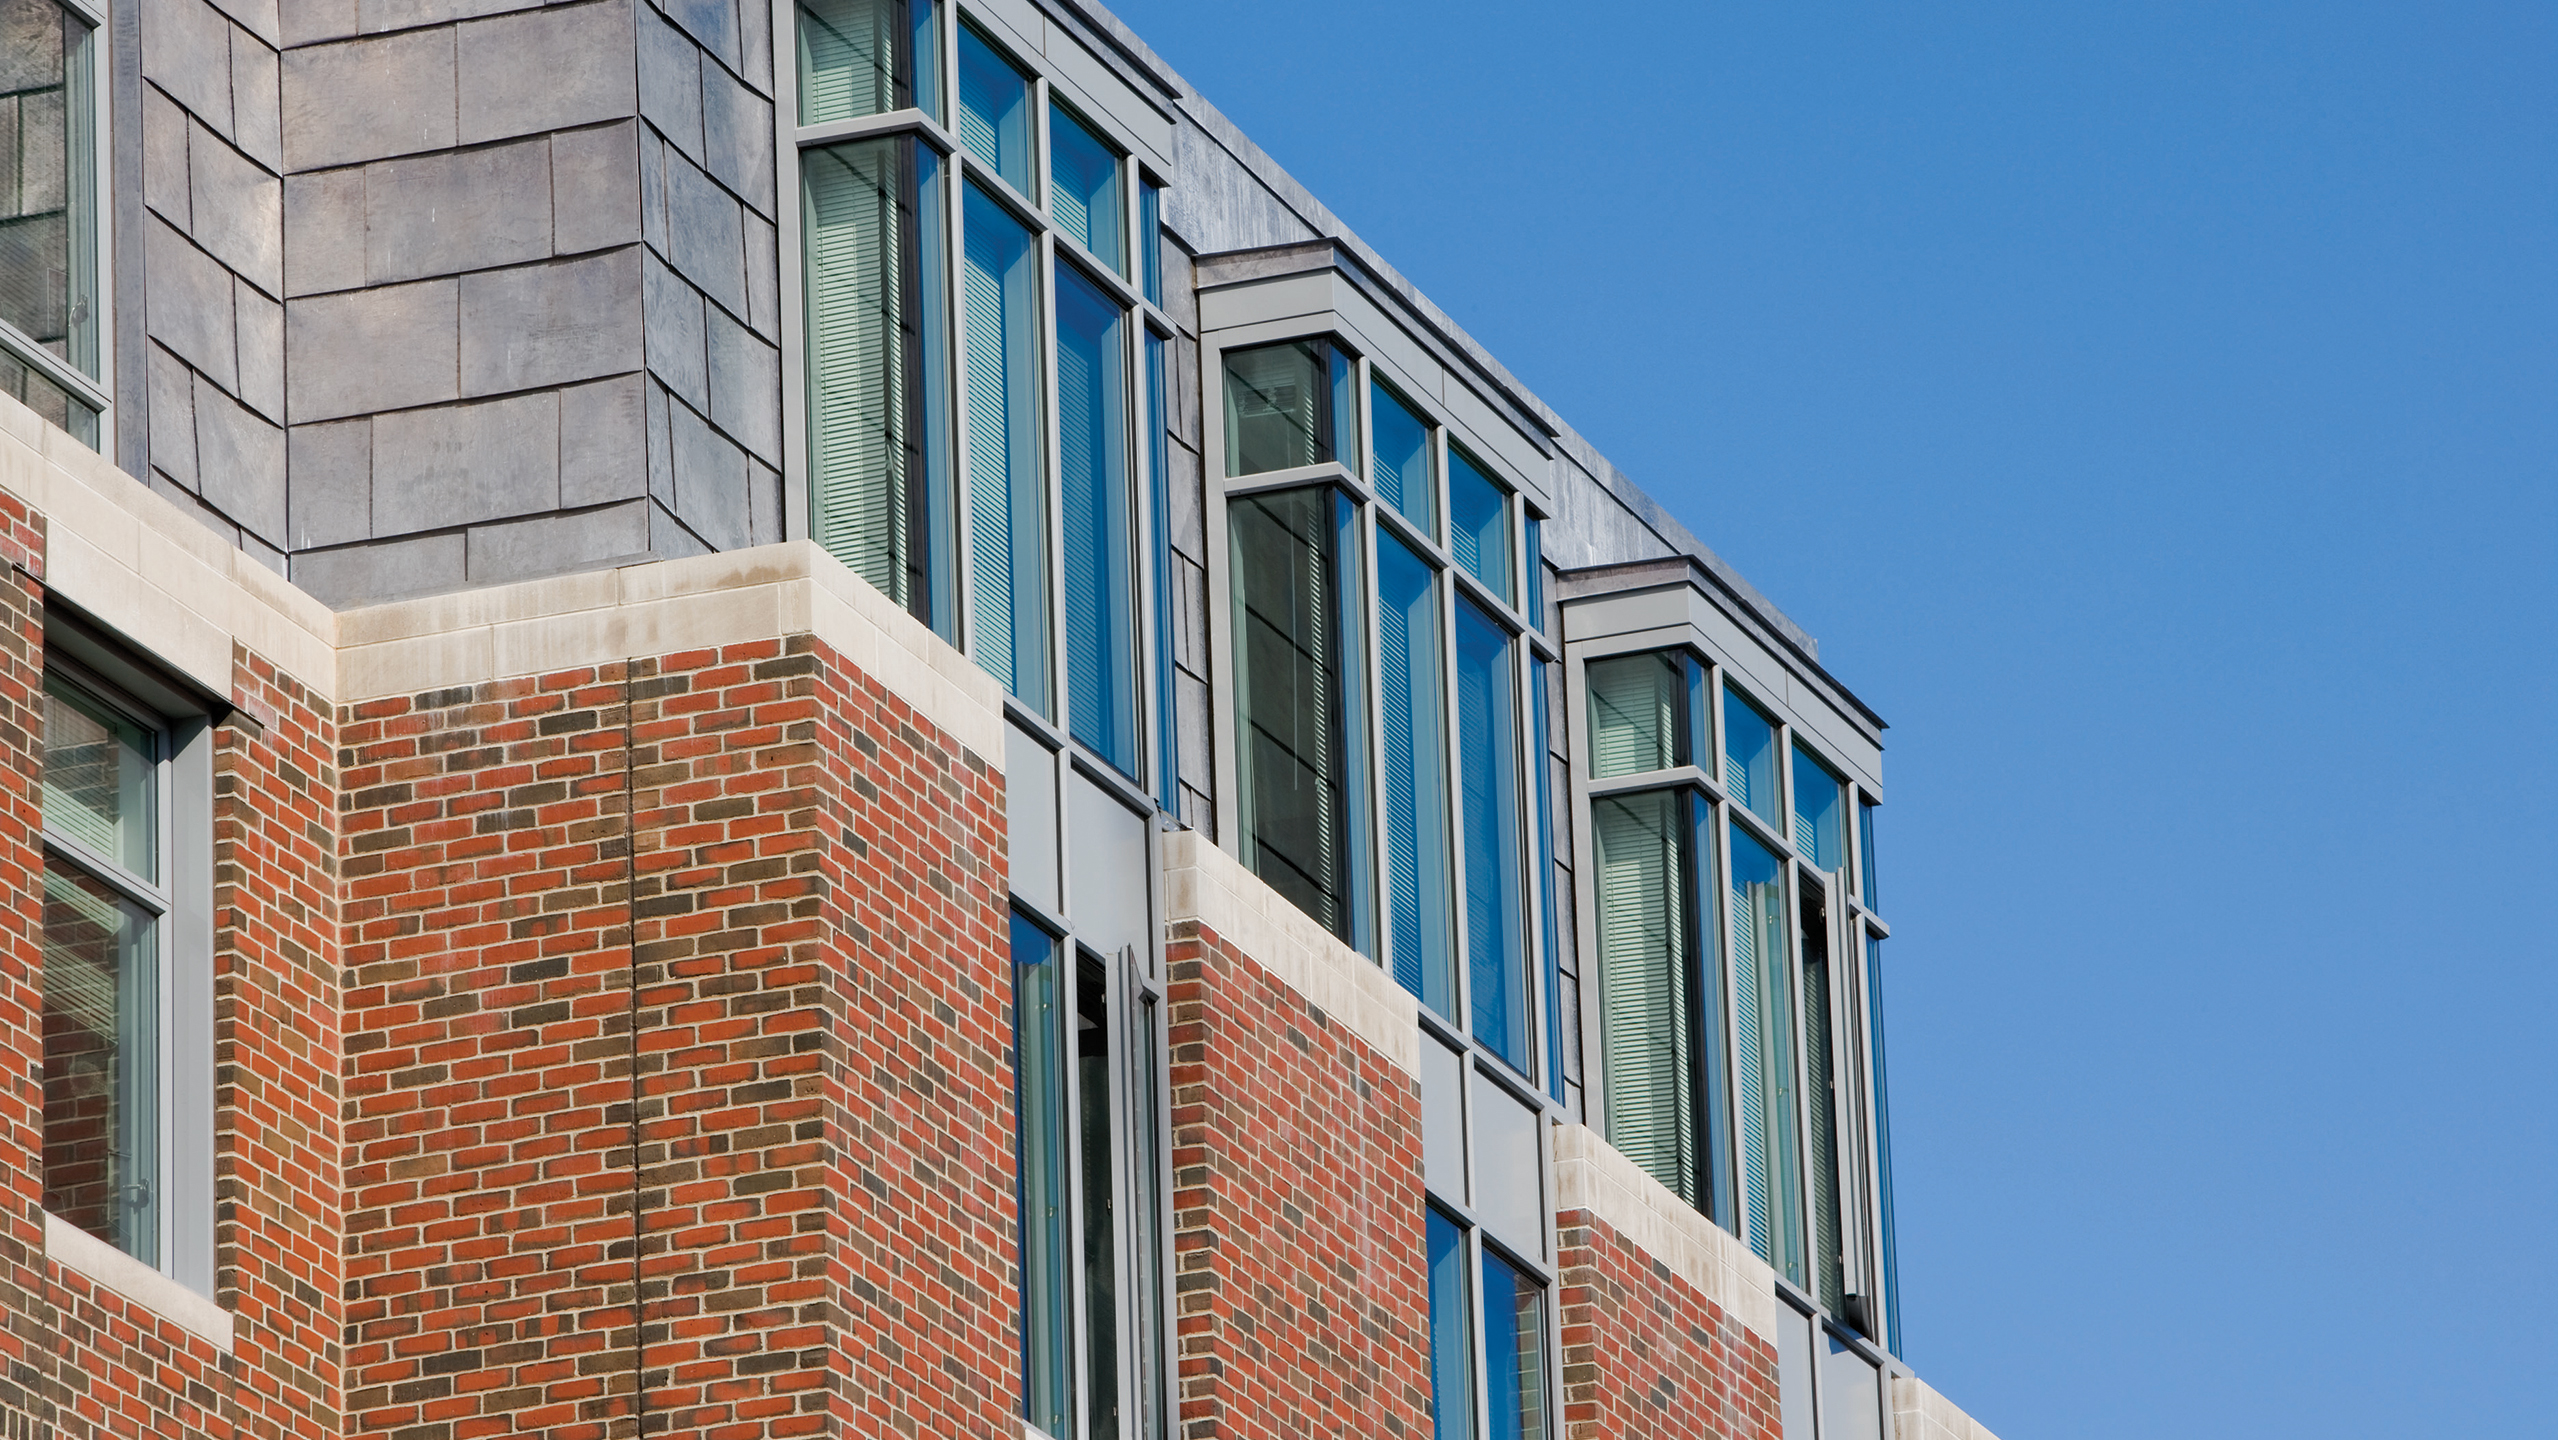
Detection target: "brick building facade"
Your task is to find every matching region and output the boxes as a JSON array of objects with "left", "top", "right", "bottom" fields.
[{"left": 0, "top": 0, "right": 2010, "bottom": 1434}]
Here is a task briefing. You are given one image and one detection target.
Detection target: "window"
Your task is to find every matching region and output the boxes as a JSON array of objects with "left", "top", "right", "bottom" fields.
[
  {"left": 1012, "top": 915, "right": 1170, "bottom": 1440},
  {"left": 1231, "top": 486, "right": 1371, "bottom": 947},
  {"left": 1586, "top": 650, "right": 1703, "bottom": 778},
  {"left": 1138, "top": 181, "right": 1162, "bottom": 307},
  {"left": 960, "top": 184, "right": 1051, "bottom": 710},
  {"left": 1049, "top": 104, "right": 1122, "bottom": 272},
  {"left": 1793, "top": 740, "right": 1845, "bottom": 872},
  {"left": 1146, "top": 330, "right": 1176, "bottom": 810},
  {"left": 1593, "top": 791, "right": 1709, "bottom": 1211},
  {"left": 1224, "top": 338, "right": 1353, "bottom": 476},
  {"left": 0, "top": 0, "right": 104, "bottom": 447},
  {"left": 1455, "top": 597, "right": 1527, "bottom": 1071},
  {"left": 1800, "top": 885, "right": 1846, "bottom": 1314},
  {"left": 1480, "top": 1246, "right": 1551, "bottom": 1440},
  {"left": 1857, "top": 799, "right": 1878, "bottom": 909},
  {"left": 1447, "top": 447, "right": 1510, "bottom": 605},
  {"left": 1380, "top": 532, "right": 1454, "bottom": 1013},
  {"left": 1723, "top": 683, "right": 1779, "bottom": 826},
  {"left": 1370, "top": 381, "right": 1436, "bottom": 535},
  {"left": 955, "top": 20, "right": 1031, "bottom": 192},
  {"left": 1426, "top": 1205, "right": 1475, "bottom": 1439},
  {"left": 1866, "top": 933, "right": 1900, "bottom": 1357},
  {"left": 1058, "top": 260, "right": 1136, "bottom": 772},
  {"left": 1730, "top": 823, "right": 1804, "bottom": 1286},
  {"left": 795, "top": 0, "right": 937, "bottom": 121}
]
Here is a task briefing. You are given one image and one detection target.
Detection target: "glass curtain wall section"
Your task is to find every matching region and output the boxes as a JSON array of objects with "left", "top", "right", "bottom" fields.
[
  {"left": 803, "top": 138, "right": 955, "bottom": 635},
  {"left": 1230, "top": 487, "right": 1370, "bottom": 948},
  {"left": 955, "top": 21, "right": 1030, "bottom": 191},
  {"left": 0, "top": 0, "right": 99, "bottom": 443},
  {"left": 1048, "top": 105, "right": 1122, "bottom": 271},
  {"left": 1724, "top": 684, "right": 1780, "bottom": 827},
  {"left": 1447, "top": 448, "right": 1510, "bottom": 604},
  {"left": 1455, "top": 597, "right": 1527, "bottom": 1071},
  {"left": 1057, "top": 263, "right": 1136, "bottom": 772},
  {"left": 1729, "top": 824, "right": 1803, "bottom": 1283},
  {"left": 1426, "top": 1205, "right": 1476, "bottom": 1440},
  {"left": 1481, "top": 1247, "right": 1550, "bottom": 1440},
  {"left": 1370, "top": 382, "right": 1436, "bottom": 535},
  {"left": 1800, "top": 887, "right": 1846, "bottom": 1314},
  {"left": 1793, "top": 741, "right": 1845, "bottom": 872},
  {"left": 1224, "top": 339, "right": 1352, "bottom": 476},
  {"left": 961, "top": 185, "right": 1050, "bottom": 711},
  {"left": 1379, "top": 533, "right": 1454, "bottom": 1013},
  {"left": 40, "top": 676, "right": 164, "bottom": 1264},
  {"left": 795, "top": 0, "right": 936, "bottom": 120}
]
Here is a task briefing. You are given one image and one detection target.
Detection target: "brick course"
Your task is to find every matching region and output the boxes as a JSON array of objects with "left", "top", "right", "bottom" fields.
[{"left": 1555, "top": 1208, "right": 1781, "bottom": 1440}]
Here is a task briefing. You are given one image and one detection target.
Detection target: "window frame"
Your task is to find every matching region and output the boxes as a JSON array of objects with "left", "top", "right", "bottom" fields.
[
  {"left": 775, "top": 0, "right": 1181, "bottom": 808},
  {"left": 37, "top": 614, "right": 216, "bottom": 1296},
  {"left": 0, "top": 0, "right": 114, "bottom": 450}
]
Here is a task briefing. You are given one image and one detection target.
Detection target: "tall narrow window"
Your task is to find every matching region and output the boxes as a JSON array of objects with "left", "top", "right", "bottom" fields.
[
  {"left": 1223, "top": 338, "right": 1352, "bottom": 476},
  {"left": 1592, "top": 791, "right": 1694, "bottom": 1206},
  {"left": 1858, "top": 799, "right": 1879, "bottom": 910},
  {"left": 1049, "top": 105, "right": 1122, "bottom": 272},
  {"left": 1012, "top": 914, "right": 1072, "bottom": 1433},
  {"left": 1425, "top": 1206, "right": 1476, "bottom": 1440},
  {"left": 1532, "top": 658, "right": 1564, "bottom": 1104},
  {"left": 1455, "top": 598, "right": 1527, "bottom": 1072},
  {"left": 1586, "top": 652, "right": 1688, "bottom": 777},
  {"left": 804, "top": 138, "right": 955, "bottom": 636},
  {"left": 0, "top": 0, "right": 100, "bottom": 446},
  {"left": 1056, "top": 263, "right": 1135, "bottom": 771},
  {"left": 1231, "top": 487, "right": 1370, "bottom": 947},
  {"left": 955, "top": 22, "right": 1031, "bottom": 193},
  {"left": 1447, "top": 447, "right": 1511, "bottom": 604},
  {"left": 1730, "top": 825, "right": 1803, "bottom": 1283},
  {"left": 1867, "top": 932, "right": 1901, "bottom": 1357},
  {"left": 1138, "top": 181, "right": 1162, "bottom": 307},
  {"left": 1370, "top": 382, "right": 1436, "bottom": 536},
  {"left": 1724, "top": 684, "right": 1780, "bottom": 827},
  {"left": 1523, "top": 516, "right": 1544, "bottom": 629},
  {"left": 1126, "top": 978, "right": 1170, "bottom": 1437},
  {"left": 795, "top": 0, "right": 935, "bottom": 121},
  {"left": 1146, "top": 329, "right": 1176, "bottom": 810},
  {"left": 1481, "top": 1248, "right": 1550, "bottom": 1440},
  {"left": 1075, "top": 954, "right": 1121, "bottom": 1439},
  {"left": 962, "top": 186, "right": 1049, "bottom": 711},
  {"left": 1380, "top": 533, "right": 1453, "bottom": 1013},
  {"left": 1793, "top": 741, "right": 1845, "bottom": 872},
  {"left": 1801, "top": 888, "right": 1846, "bottom": 1315},
  {"left": 41, "top": 675, "right": 162, "bottom": 1263}
]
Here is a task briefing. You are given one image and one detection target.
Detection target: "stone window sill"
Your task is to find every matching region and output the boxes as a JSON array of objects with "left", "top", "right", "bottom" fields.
[{"left": 43, "top": 1212, "right": 233, "bottom": 1351}]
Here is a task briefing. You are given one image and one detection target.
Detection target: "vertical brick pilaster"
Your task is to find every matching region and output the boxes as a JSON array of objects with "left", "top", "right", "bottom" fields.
[{"left": 1555, "top": 1210, "right": 1781, "bottom": 1440}]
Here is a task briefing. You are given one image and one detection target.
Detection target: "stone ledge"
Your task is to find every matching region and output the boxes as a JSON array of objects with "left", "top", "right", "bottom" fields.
[
  {"left": 1551, "top": 1120, "right": 1780, "bottom": 1344},
  {"left": 1159, "top": 829, "right": 1420, "bottom": 1079},
  {"left": 1893, "top": 1375, "right": 2004, "bottom": 1440},
  {"left": 44, "top": 1213, "right": 235, "bottom": 1352}
]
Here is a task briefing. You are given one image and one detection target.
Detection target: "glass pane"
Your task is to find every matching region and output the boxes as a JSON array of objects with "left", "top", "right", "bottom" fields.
[
  {"left": 954, "top": 21, "right": 1030, "bottom": 193},
  {"left": 44, "top": 677, "right": 155, "bottom": 879},
  {"left": 1011, "top": 914, "right": 1072, "bottom": 1434},
  {"left": 41, "top": 855, "right": 158, "bottom": 1265},
  {"left": 0, "top": 0, "right": 96, "bottom": 381},
  {"left": 1859, "top": 800, "right": 1879, "bottom": 911},
  {"left": 1593, "top": 790, "right": 1693, "bottom": 1206},
  {"left": 1425, "top": 1207, "right": 1475, "bottom": 1440},
  {"left": 1231, "top": 487, "right": 1371, "bottom": 948},
  {"left": 1380, "top": 534, "right": 1453, "bottom": 1015},
  {"left": 1822, "top": 1331, "right": 1885, "bottom": 1440},
  {"left": 1128, "top": 989, "right": 1170, "bottom": 1438},
  {"left": 1369, "top": 382, "right": 1435, "bottom": 535},
  {"left": 794, "top": 0, "right": 917, "bottom": 122},
  {"left": 961, "top": 184, "right": 1049, "bottom": 712},
  {"left": 1867, "top": 934, "right": 1900, "bottom": 1356},
  {"left": 1076, "top": 954, "right": 1121, "bottom": 1440},
  {"left": 1456, "top": 597, "right": 1527, "bottom": 1071},
  {"left": 1049, "top": 105, "right": 1122, "bottom": 272},
  {"left": 1523, "top": 516, "right": 1544, "bottom": 631},
  {"left": 1481, "top": 1248, "right": 1548, "bottom": 1440},
  {"left": 1448, "top": 448, "right": 1510, "bottom": 603},
  {"left": 1139, "top": 181, "right": 1162, "bottom": 306},
  {"left": 1730, "top": 824, "right": 1803, "bottom": 1283},
  {"left": 1147, "top": 329, "right": 1177, "bottom": 810},
  {"left": 1776, "top": 1306, "right": 1816, "bottom": 1440},
  {"left": 0, "top": 343, "right": 96, "bottom": 446},
  {"left": 1801, "top": 887, "right": 1845, "bottom": 1313},
  {"left": 1723, "top": 684, "right": 1779, "bottom": 827},
  {"left": 1532, "top": 658, "right": 1564, "bottom": 1105},
  {"left": 1223, "top": 339, "right": 1349, "bottom": 476},
  {"left": 1057, "top": 262, "right": 1136, "bottom": 772},
  {"left": 1586, "top": 652, "right": 1685, "bottom": 778},
  {"left": 1793, "top": 741, "right": 1845, "bottom": 871},
  {"left": 804, "top": 138, "right": 955, "bottom": 638}
]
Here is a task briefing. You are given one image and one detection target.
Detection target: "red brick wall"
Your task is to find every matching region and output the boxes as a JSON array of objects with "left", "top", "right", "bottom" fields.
[
  {"left": 1556, "top": 1208, "right": 1781, "bottom": 1440},
  {"left": 1164, "top": 918, "right": 1434, "bottom": 1440}
]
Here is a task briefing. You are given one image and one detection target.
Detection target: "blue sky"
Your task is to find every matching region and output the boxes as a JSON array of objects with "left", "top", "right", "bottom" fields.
[{"left": 1110, "top": 2, "right": 2557, "bottom": 1434}]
